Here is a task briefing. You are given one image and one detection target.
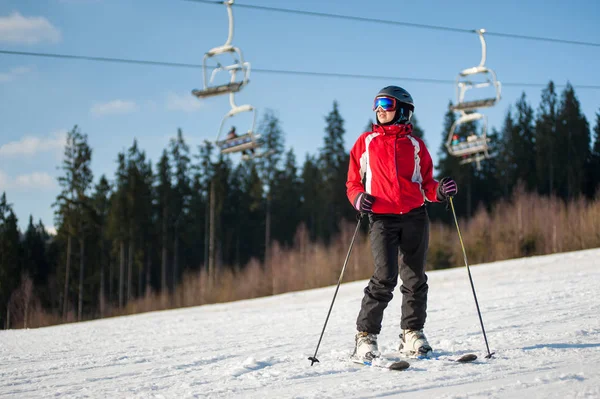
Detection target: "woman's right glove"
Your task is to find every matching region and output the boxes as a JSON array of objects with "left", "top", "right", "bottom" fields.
[
  {"left": 353, "top": 192, "right": 375, "bottom": 213},
  {"left": 436, "top": 177, "right": 458, "bottom": 201}
]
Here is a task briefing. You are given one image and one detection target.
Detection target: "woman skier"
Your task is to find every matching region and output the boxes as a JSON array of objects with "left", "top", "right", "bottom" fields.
[{"left": 346, "top": 85, "right": 458, "bottom": 360}]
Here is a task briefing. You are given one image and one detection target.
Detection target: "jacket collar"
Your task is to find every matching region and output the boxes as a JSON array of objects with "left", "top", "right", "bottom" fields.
[{"left": 372, "top": 123, "right": 413, "bottom": 136}]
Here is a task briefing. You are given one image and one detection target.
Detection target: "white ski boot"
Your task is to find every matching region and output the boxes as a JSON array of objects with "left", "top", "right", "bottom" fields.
[
  {"left": 399, "top": 329, "right": 432, "bottom": 358},
  {"left": 352, "top": 332, "right": 380, "bottom": 361}
]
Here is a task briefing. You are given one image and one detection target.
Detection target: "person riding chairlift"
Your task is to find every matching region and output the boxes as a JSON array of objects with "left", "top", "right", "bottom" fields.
[{"left": 226, "top": 126, "right": 254, "bottom": 156}]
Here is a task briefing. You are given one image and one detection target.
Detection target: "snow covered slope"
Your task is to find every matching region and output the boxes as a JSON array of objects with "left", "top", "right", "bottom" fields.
[{"left": 2, "top": 249, "right": 600, "bottom": 398}]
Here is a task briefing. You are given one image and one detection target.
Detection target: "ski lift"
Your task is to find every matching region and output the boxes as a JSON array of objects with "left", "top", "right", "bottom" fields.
[
  {"left": 446, "top": 29, "right": 501, "bottom": 169},
  {"left": 214, "top": 90, "right": 272, "bottom": 160},
  {"left": 191, "top": 0, "right": 250, "bottom": 99},
  {"left": 450, "top": 29, "right": 502, "bottom": 112},
  {"left": 445, "top": 112, "right": 492, "bottom": 169}
]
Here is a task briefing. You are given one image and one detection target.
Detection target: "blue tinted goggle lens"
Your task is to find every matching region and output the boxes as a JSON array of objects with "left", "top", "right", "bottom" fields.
[{"left": 373, "top": 97, "right": 396, "bottom": 111}]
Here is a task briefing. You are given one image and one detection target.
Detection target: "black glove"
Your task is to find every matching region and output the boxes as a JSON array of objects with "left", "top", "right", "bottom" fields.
[
  {"left": 437, "top": 177, "right": 458, "bottom": 201},
  {"left": 353, "top": 192, "right": 375, "bottom": 213}
]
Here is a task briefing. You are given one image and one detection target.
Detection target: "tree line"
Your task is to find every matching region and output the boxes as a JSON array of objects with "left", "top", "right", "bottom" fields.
[{"left": 1, "top": 81, "right": 598, "bottom": 329}]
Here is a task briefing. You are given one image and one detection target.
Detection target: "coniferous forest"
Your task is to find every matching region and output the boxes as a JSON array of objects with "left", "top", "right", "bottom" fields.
[{"left": 1, "top": 81, "right": 599, "bottom": 329}]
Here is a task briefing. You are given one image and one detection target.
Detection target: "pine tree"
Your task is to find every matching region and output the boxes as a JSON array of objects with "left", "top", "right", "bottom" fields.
[
  {"left": 299, "top": 155, "right": 323, "bottom": 241},
  {"left": 91, "top": 175, "right": 111, "bottom": 315},
  {"left": 230, "top": 163, "right": 264, "bottom": 266},
  {"left": 497, "top": 94, "right": 536, "bottom": 193},
  {"left": 513, "top": 93, "right": 537, "bottom": 190},
  {"left": 321, "top": 101, "right": 347, "bottom": 182},
  {"left": 256, "top": 109, "right": 285, "bottom": 180},
  {"left": 22, "top": 216, "right": 49, "bottom": 285},
  {"left": 125, "top": 146, "right": 138, "bottom": 302},
  {"left": 106, "top": 151, "right": 129, "bottom": 307},
  {"left": 70, "top": 129, "right": 93, "bottom": 321},
  {"left": 192, "top": 140, "right": 215, "bottom": 272},
  {"left": 270, "top": 149, "right": 302, "bottom": 247},
  {"left": 221, "top": 163, "right": 243, "bottom": 268},
  {"left": 0, "top": 193, "right": 22, "bottom": 329},
  {"left": 137, "top": 158, "right": 154, "bottom": 296},
  {"left": 155, "top": 150, "right": 172, "bottom": 292},
  {"left": 556, "top": 83, "right": 590, "bottom": 199},
  {"left": 187, "top": 167, "right": 206, "bottom": 273},
  {"left": 496, "top": 107, "right": 516, "bottom": 196},
  {"left": 319, "top": 101, "right": 350, "bottom": 243},
  {"left": 535, "top": 81, "right": 559, "bottom": 196},
  {"left": 169, "top": 129, "right": 191, "bottom": 289},
  {"left": 20, "top": 217, "right": 48, "bottom": 326},
  {"left": 210, "top": 155, "right": 233, "bottom": 274},
  {"left": 53, "top": 125, "right": 93, "bottom": 320},
  {"left": 122, "top": 141, "right": 154, "bottom": 300},
  {"left": 255, "top": 110, "right": 285, "bottom": 263}
]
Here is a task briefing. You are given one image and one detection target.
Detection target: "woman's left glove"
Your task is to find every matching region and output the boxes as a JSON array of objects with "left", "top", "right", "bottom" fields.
[
  {"left": 353, "top": 192, "right": 375, "bottom": 213},
  {"left": 436, "top": 177, "right": 458, "bottom": 201}
]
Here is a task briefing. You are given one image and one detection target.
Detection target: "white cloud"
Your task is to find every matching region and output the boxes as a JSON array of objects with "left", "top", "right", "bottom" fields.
[
  {"left": 166, "top": 92, "right": 204, "bottom": 113},
  {"left": 46, "top": 225, "right": 57, "bottom": 235},
  {"left": 0, "top": 12, "right": 61, "bottom": 45},
  {"left": 0, "top": 171, "right": 56, "bottom": 191},
  {"left": 14, "top": 172, "right": 56, "bottom": 190},
  {"left": 0, "top": 66, "right": 32, "bottom": 83},
  {"left": 0, "top": 131, "right": 66, "bottom": 157},
  {"left": 91, "top": 100, "right": 138, "bottom": 117}
]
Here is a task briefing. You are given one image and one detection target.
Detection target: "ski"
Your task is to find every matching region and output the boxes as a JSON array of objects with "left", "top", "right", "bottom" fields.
[
  {"left": 347, "top": 352, "right": 475, "bottom": 371},
  {"left": 396, "top": 352, "right": 478, "bottom": 363},
  {"left": 349, "top": 356, "right": 411, "bottom": 371}
]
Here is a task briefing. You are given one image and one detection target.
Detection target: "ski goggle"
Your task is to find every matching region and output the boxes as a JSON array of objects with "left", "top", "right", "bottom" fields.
[{"left": 373, "top": 96, "right": 397, "bottom": 111}]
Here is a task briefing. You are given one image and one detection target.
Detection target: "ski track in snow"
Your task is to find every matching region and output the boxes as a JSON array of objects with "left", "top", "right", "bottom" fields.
[{"left": 1, "top": 248, "right": 600, "bottom": 398}]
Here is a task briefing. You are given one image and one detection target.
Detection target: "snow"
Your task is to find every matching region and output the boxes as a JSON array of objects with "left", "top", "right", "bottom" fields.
[{"left": 2, "top": 248, "right": 600, "bottom": 398}]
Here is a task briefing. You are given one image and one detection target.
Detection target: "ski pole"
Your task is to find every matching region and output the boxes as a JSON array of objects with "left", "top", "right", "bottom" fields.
[
  {"left": 308, "top": 214, "right": 364, "bottom": 366},
  {"left": 448, "top": 197, "right": 495, "bottom": 359}
]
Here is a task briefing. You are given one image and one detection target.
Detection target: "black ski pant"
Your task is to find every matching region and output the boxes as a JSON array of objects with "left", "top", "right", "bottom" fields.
[{"left": 356, "top": 206, "right": 429, "bottom": 334}]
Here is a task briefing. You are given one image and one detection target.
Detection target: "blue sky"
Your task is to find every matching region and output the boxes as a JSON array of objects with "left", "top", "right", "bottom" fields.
[{"left": 1, "top": 0, "right": 599, "bottom": 232}]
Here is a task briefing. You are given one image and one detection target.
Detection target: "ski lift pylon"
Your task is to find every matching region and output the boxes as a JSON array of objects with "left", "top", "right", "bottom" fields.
[{"left": 191, "top": 0, "right": 250, "bottom": 99}]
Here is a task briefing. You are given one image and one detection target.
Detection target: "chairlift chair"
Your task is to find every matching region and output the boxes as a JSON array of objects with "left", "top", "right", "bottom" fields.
[
  {"left": 214, "top": 92, "right": 268, "bottom": 159},
  {"left": 449, "top": 29, "right": 502, "bottom": 112},
  {"left": 445, "top": 112, "right": 493, "bottom": 170},
  {"left": 191, "top": 0, "right": 250, "bottom": 99}
]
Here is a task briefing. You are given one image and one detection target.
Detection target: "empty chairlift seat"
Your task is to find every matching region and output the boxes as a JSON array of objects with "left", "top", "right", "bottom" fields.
[
  {"left": 192, "top": 81, "right": 245, "bottom": 99},
  {"left": 190, "top": 0, "right": 250, "bottom": 99}
]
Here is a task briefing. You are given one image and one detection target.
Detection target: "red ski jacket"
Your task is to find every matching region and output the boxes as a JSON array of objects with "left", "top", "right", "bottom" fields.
[{"left": 346, "top": 123, "right": 440, "bottom": 214}]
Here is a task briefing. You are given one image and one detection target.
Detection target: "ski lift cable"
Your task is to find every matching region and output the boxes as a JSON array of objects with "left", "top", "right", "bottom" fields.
[
  {"left": 182, "top": 0, "right": 600, "bottom": 48},
  {"left": 1, "top": 49, "right": 600, "bottom": 90}
]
